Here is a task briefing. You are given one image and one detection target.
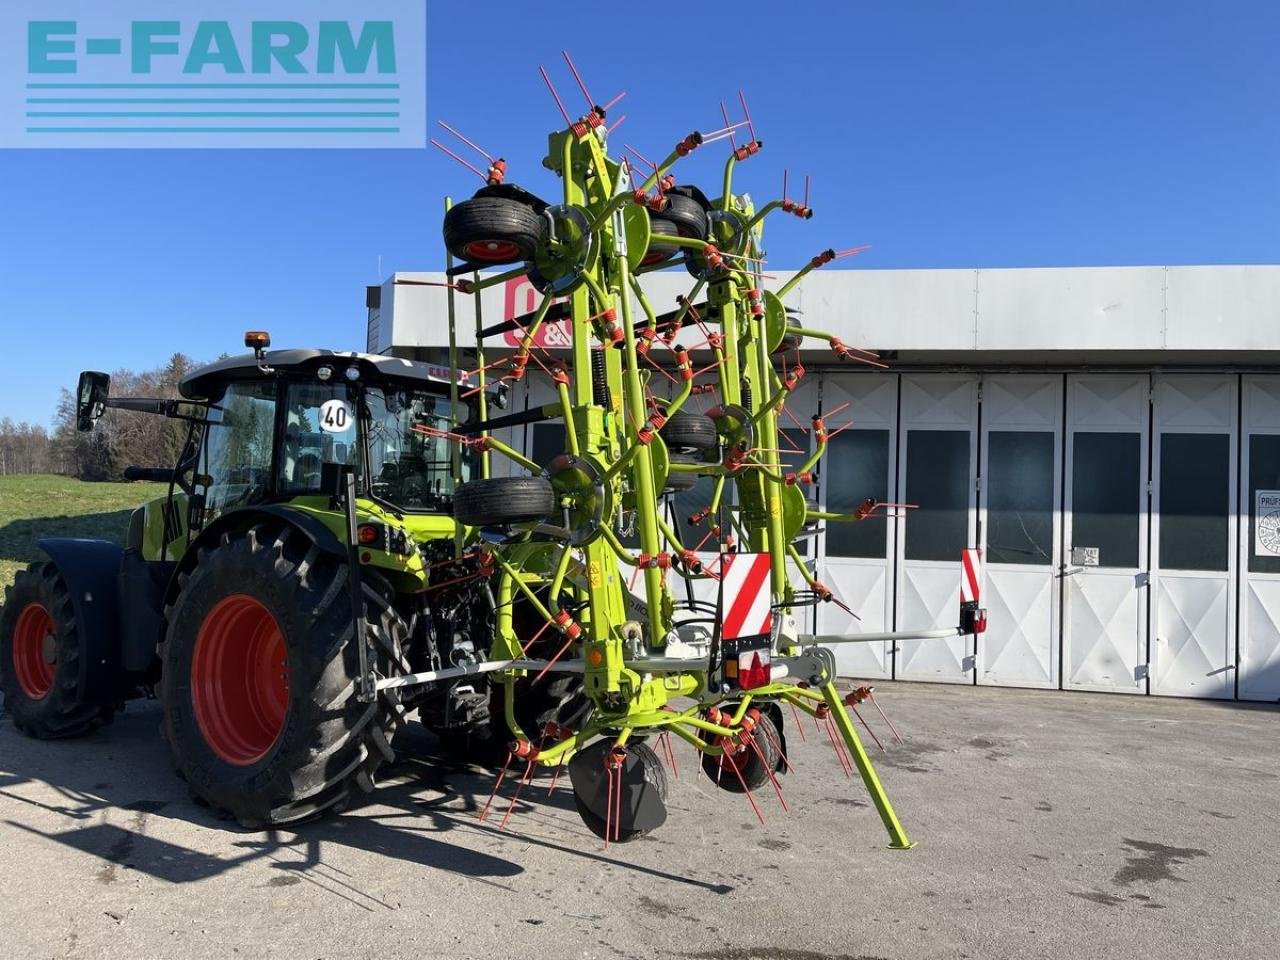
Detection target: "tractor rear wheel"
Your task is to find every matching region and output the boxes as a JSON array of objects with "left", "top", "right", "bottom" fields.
[
  {"left": 0, "top": 562, "right": 113, "bottom": 739},
  {"left": 161, "top": 522, "right": 407, "bottom": 828}
]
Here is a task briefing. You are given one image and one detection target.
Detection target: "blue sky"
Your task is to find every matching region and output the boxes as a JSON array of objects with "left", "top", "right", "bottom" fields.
[{"left": 2, "top": 1, "right": 1277, "bottom": 427}]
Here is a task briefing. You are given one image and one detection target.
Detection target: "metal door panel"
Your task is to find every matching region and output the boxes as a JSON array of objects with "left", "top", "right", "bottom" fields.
[
  {"left": 978, "top": 375, "right": 1062, "bottom": 689},
  {"left": 817, "top": 373, "right": 898, "bottom": 678},
  {"left": 1062, "top": 375, "right": 1149, "bottom": 694},
  {"left": 1150, "top": 376, "right": 1236, "bottom": 698},
  {"left": 895, "top": 375, "right": 978, "bottom": 682},
  {"left": 1240, "top": 581, "right": 1280, "bottom": 701},
  {"left": 1153, "top": 574, "right": 1233, "bottom": 698},
  {"left": 819, "top": 562, "right": 891, "bottom": 678},
  {"left": 1064, "top": 572, "right": 1145, "bottom": 691},
  {"left": 896, "top": 564, "right": 972, "bottom": 681},
  {"left": 980, "top": 566, "right": 1056, "bottom": 687},
  {"left": 1239, "top": 376, "right": 1280, "bottom": 701}
]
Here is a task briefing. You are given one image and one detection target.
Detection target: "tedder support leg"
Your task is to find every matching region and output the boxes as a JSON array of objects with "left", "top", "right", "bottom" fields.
[{"left": 820, "top": 683, "right": 915, "bottom": 850}]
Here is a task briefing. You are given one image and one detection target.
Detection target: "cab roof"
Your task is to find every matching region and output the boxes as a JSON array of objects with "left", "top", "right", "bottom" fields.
[{"left": 179, "top": 349, "right": 473, "bottom": 401}]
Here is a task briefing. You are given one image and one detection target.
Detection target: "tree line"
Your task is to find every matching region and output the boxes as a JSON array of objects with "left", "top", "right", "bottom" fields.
[{"left": 0, "top": 354, "right": 198, "bottom": 481}]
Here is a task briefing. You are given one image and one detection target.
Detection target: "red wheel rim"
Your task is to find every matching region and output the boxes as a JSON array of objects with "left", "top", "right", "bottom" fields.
[
  {"left": 462, "top": 239, "right": 521, "bottom": 262},
  {"left": 12, "top": 602, "right": 56, "bottom": 700},
  {"left": 192, "top": 595, "right": 289, "bottom": 766}
]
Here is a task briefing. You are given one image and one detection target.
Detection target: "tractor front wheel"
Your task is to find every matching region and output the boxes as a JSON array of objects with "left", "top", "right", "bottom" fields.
[
  {"left": 0, "top": 562, "right": 113, "bottom": 738},
  {"left": 161, "top": 522, "right": 407, "bottom": 827}
]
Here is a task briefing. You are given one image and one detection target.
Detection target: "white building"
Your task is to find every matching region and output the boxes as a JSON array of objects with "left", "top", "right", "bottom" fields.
[{"left": 366, "top": 265, "right": 1280, "bottom": 703}]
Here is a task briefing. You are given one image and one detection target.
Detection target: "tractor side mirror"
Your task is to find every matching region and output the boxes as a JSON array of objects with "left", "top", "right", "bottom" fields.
[{"left": 75, "top": 371, "right": 111, "bottom": 431}]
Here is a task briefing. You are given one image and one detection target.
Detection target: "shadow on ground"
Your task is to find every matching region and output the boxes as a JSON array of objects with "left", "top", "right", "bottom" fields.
[{"left": 0, "top": 706, "right": 732, "bottom": 907}]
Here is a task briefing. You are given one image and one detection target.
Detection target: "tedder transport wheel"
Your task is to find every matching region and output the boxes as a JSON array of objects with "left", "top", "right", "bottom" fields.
[
  {"left": 571, "top": 741, "right": 669, "bottom": 843},
  {"left": 659, "top": 409, "right": 718, "bottom": 454},
  {"left": 702, "top": 710, "right": 784, "bottom": 792},
  {"left": 641, "top": 215, "right": 679, "bottom": 265},
  {"left": 161, "top": 522, "right": 407, "bottom": 827},
  {"left": 443, "top": 196, "right": 545, "bottom": 265},
  {"left": 663, "top": 453, "right": 701, "bottom": 494},
  {"left": 452, "top": 476, "right": 556, "bottom": 527},
  {"left": 661, "top": 190, "right": 711, "bottom": 241},
  {"left": 0, "top": 562, "right": 113, "bottom": 738}
]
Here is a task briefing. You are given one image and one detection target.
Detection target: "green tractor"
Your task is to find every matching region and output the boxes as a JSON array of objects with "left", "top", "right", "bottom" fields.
[{"left": 0, "top": 336, "right": 561, "bottom": 826}]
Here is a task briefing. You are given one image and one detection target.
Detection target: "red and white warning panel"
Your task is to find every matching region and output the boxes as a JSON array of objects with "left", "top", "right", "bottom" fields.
[
  {"left": 959, "top": 548, "right": 987, "bottom": 634},
  {"left": 718, "top": 553, "right": 774, "bottom": 690},
  {"left": 721, "top": 552, "right": 774, "bottom": 639}
]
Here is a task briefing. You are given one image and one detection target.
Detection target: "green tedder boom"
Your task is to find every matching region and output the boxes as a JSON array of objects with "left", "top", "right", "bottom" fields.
[{"left": 417, "top": 56, "right": 983, "bottom": 845}]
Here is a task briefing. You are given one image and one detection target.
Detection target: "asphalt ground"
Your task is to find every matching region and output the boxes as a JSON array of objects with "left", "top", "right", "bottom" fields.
[{"left": 0, "top": 680, "right": 1275, "bottom": 960}]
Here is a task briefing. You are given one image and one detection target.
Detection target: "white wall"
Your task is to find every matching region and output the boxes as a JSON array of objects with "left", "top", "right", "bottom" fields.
[{"left": 373, "top": 264, "right": 1280, "bottom": 357}]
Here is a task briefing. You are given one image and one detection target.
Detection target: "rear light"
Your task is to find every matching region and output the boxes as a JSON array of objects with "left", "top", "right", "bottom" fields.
[
  {"left": 357, "top": 524, "right": 380, "bottom": 545},
  {"left": 960, "top": 602, "right": 987, "bottom": 635},
  {"left": 737, "top": 649, "right": 772, "bottom": 689}
]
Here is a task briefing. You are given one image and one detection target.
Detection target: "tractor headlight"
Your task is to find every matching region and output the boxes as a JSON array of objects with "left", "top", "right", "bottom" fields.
[
  {"left": 345, "top": 366, "right": 360, "bottom": 381},
  {"left": 316, "top": 365, "right": 333, "bottom": 382}
]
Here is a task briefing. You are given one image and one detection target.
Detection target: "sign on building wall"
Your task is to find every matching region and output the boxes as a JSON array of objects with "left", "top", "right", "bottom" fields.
[
  {"left": 502, "top": 277, "right": 571, "bottom": 349},
  {"left": 1256, "top": 490, "right": 1280, "bottom": 557}
]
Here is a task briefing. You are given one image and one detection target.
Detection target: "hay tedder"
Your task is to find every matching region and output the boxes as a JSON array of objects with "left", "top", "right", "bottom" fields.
[{"left": 0, "top": 55, "right": 984, "bottom": 847}]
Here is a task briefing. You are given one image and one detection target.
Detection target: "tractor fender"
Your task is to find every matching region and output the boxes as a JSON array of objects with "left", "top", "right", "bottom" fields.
[
  {"left": 36, "top": 538, "right": 123, "bottom": 706},
  {"left": 163, "top": 505, "right": 346, "bottom": 610}
]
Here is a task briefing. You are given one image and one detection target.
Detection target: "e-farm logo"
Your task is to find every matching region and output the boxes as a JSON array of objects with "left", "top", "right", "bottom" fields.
[{"left": 1, "top": 1, "right": 425, "bottom": 148}]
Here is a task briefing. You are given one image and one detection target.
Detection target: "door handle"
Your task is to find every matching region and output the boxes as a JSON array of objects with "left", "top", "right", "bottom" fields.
[{"left": 1059, "top": 566, "right": 1084, "bottom": 578}]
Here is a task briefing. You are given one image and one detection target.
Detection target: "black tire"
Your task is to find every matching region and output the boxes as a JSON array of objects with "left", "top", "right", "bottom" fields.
[
  {"left": 642, "top": 215, "right": 678, "bottom": 265},
  {"left": 161, "top": 522, "right": 408, "bottom": 828},
  {"left": 702, "top": 711, "right": 783, "bottom": 793},
  {"left": 661, "top": 192, "right": 709, "bottom": 241},
  {"left": 443, "top": 196, "right": 545, "bottom": 265},
  {"left": 663, "top": 453, "right": 701, "bottom": 493},
  {"left": 487, "top": 674, "right": 586, "bottom": 757},
  {"left": 453, "top": 476, "right": 556, "bottom": 527},
  {"left": 660, "top": 409, "right": 718, "bottom": 454},
  {"left": 0, "top": 562, "right": 113, "bottom": 739},
  {"left": 573, "top": 741, "right": 668, "bottom": 843}
]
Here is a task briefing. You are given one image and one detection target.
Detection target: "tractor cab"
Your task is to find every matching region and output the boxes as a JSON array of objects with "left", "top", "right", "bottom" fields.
[
  {"left": 180, "top": 345, "right": 472, "bottom": 521},
  {"left": 76, "top": 334, "right": 479, "bottom": 568}
]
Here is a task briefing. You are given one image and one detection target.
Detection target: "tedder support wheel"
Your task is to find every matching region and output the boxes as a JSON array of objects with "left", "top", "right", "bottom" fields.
[
  {"left": 702, "top": 710, "right": 784, "bottom": 792},
  {"left": 659, "top": 409, "right": 718, "bottom": 454},
  {"left": 161, "top": 521, "right": 408, "bottom": 828},
  {"left": 572, "top": 741, "right": 669, "bottom": 843},
  {"left": 443, "top": 196, "right": 545, "bottom": 265},
  {"left": 0, "top": 562, "right": 114, "bottom": 739},
  {"left": 452, "top": 476, "right": 556, "bottom": 527}
]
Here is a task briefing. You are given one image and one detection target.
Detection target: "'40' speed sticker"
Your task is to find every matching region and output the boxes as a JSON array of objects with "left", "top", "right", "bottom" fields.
[{"left": 319, "top": 399, "right": 352, "bottom": 434}]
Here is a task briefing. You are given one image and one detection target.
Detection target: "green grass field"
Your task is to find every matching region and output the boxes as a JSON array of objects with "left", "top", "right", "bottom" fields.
[{"left": 0, "top": 475, "right": 164, "bottom": 594}]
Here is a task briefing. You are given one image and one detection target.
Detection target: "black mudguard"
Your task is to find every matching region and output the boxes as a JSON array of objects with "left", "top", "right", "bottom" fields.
[
  {"left": 163, "top": 505, "right": 347, "bottom": 609},
  {"left": 36, "top": 538, "right": 123, "bottom": 707}
]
